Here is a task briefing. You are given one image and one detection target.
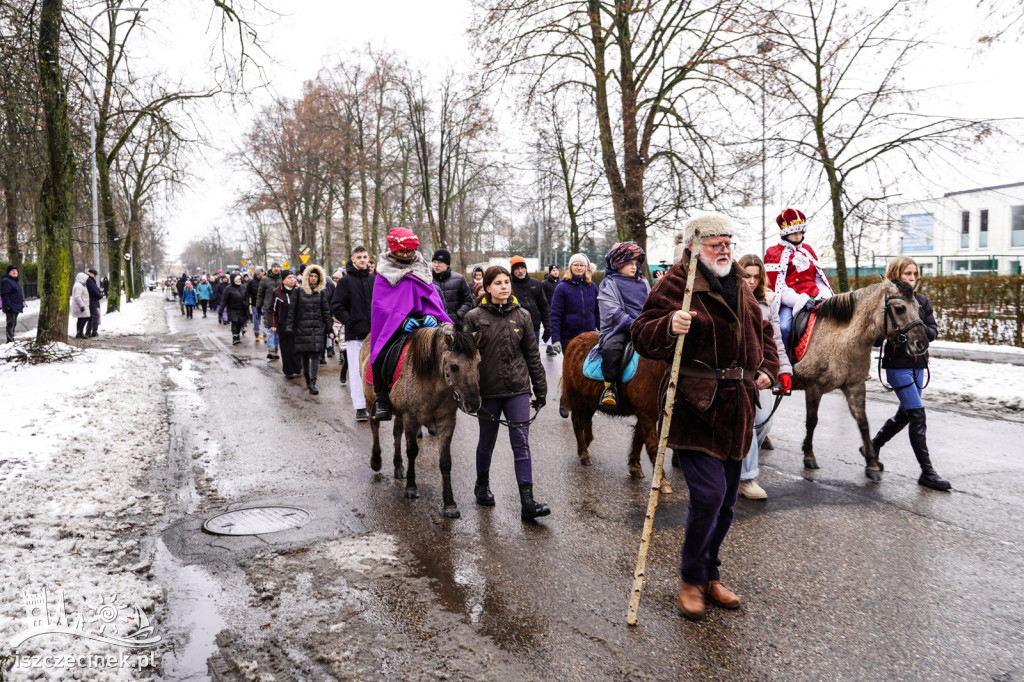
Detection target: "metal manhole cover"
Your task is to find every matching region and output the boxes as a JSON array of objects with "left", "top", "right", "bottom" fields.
[{"left": 202, "top": 506, "right": 313, "bottom": 536}]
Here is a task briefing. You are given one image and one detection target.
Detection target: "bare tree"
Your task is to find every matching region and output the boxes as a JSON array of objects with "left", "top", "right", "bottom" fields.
[{"left": 763, "top": 0, "right": 1002, "bottom": 291}]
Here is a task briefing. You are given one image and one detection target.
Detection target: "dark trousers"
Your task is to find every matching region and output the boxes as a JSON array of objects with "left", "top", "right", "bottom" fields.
[
  {"left": 372, "top": 331, "right": 406, "bottom": 397},
  {"left": 88, "top": 307, "right": 100, "bottom": 336},
  {"left": 199, "top": 300, "right": 208, "bottom": 316},
  {"left": 476, "top": 393, "right": 533, "bottom": 484},
  {"left": 600, "top": 330, "right": 630, "bottom": 383},
  {"left": 300, "top": 351, "right": 321, "bottom": 382},
  {"left": 186, "top": 305, "right": 194, "bottom": 319},
  {"left": 279, "top": 332, "right": 300, "bottom": 376},
  {"left": 75, "top": 318, "right": 90, "bottom": 336},
  {"left": 5, "top": 312, "right": 17, "bottom": 342},
  {"left": 231, "top": 319, "right": 243, "bottom": 336},
  {"left": 676, "top": 449, "right": 742, "bottom": 586}
]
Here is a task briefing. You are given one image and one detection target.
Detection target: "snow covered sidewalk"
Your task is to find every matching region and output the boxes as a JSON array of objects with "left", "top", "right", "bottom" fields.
[
  {"left": 14, "top": 290, "right": 164, "bottom": 341},
  {"left": 0, "top": 294, "right": 169, "bottom": 678}
]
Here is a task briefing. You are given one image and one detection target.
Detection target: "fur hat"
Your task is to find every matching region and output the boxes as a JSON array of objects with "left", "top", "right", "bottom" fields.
[
  {"left": 776, "top": 208, "right": 807, "bottom": 236},
  {"left": 678, "top": 212, "right": 734, "bottom": 249}
]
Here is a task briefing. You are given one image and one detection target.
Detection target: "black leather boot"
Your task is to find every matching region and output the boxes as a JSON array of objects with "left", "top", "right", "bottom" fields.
[
  {"left": 518, "top": 483, "right": 550, "bottom": 520},
  {"left": 308, "top": 379, "right": 319, "bottom": 395},
  {"left": 474, "top": 472, "right": 495, "bottom": 506},
  {"left": 906, "top": 408, "right": 950, "bottom": 491},
  {"left": 871, "top": 408, "right": 910, "bottom": 455},
  {"left": 372, "top": 394, "right": 393, "bottom": 421}
]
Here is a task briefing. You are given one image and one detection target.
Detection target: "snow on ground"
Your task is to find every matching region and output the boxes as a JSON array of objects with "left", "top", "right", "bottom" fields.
[
  {"left": 15, "top": 291, "right": 163, "bottom": 340},
  {"left": 0, "top": 307, "right": 168, "bottom": 678},
  {"left": 868, "top": 355, "right": 1024, "bottom": 414},
  {"left": 930, "top": 339, "right": 1024, "bottom": 356}
]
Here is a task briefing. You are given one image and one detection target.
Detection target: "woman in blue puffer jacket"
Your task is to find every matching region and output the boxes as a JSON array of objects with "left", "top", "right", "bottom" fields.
[{"left": 549, "top": 252, "right": 599, "bottom": 354}]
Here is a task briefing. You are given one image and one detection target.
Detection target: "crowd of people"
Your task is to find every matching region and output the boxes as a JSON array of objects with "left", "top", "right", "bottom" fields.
[{"left": 153, "top": 210, "right": 946, "bottom": 614}]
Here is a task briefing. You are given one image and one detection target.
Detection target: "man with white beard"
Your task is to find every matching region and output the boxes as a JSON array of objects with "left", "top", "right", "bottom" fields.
[{"left": 632, "top": 212, "right": 779, "bottom": 621}]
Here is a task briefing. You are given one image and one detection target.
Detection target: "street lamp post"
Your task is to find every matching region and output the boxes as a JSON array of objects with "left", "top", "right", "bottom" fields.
[
  {"left": 757, "top": 39, "right": 773, "bottom": 255},
  {"left": 86, "top": 6, "right": 148, "bottom": 272}
]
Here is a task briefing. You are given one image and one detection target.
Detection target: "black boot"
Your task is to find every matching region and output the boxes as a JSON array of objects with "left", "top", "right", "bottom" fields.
[
  {"left": 372, "top": 394, "right": 393, "bottom": 421},
  {"left": 232, "top": 334, "right": 240, "bottom": 345},
  {"left": 907, "top": 408, "right": 951, "bottom": 491},
  {"left": 308, "top": 379, "right": 319, "bottom": 395},
  {"left": 474, "top": 472, "right": 495, "bottom": 506},
  {"left": 518, "top": 483, "right": 550, "bottom": 520},
  {"left": 871, "top": 408, "right": 910, "bottom": 455}
]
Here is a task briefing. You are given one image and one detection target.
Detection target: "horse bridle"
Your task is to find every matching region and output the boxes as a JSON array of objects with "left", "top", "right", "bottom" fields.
[
  {"left": 442, "top": 349, "right": 541, "bottom": 427},
  {"left": 883, "top": 295, "right": 925, "bottom": 346},
  {"left": 878, "top": 295, "right": 929, "bottom": 392}
]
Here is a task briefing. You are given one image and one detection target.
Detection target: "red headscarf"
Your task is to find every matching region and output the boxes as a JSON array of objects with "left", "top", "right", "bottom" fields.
[{"left": 387, "top": 227, "right": 420, "bottom": 253}]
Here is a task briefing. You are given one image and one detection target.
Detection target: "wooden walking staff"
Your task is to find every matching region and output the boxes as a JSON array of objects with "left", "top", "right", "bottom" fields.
[{"left": 626, "top": 236, "right": 700, "bottom": 626}]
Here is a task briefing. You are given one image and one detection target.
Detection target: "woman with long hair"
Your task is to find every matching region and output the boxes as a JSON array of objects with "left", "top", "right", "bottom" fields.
[
  {"left": 735, "top": 254, "right": 792, "bottom": 500},
  {"left": 870, "top": 256, "right": 949, "bottom": 490}
]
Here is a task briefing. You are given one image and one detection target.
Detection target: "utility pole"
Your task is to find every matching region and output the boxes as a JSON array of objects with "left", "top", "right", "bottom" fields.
[{"left": 758, "top": 39, "right": 773, "bottom": 255}]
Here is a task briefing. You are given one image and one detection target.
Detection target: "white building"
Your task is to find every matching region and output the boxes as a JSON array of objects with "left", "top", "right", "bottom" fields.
[{"left": 891, "top": 182, "right": 1024, "bottom": 276}]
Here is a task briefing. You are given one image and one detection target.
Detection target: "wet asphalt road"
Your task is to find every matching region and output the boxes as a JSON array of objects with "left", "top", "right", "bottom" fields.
[{"left": 138, "top": 299, "right": 1023, "bottom": 681}]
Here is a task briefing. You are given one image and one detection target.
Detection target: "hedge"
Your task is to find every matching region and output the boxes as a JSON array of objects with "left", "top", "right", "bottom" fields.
[
  {"left": 919, "top": 275, "right": 1023, "bottom": 348},
  {"left": 0, "top": 261, "right": 38, "bottom": 282}
]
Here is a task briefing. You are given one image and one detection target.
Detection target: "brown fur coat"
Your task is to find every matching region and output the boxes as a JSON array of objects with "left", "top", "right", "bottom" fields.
[{"left": 631, "top": 251, "right": 779, "bottom": 461}]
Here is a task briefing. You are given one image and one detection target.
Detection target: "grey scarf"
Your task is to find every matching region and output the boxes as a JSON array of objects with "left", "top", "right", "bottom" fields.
[{"left": 377, "top": 251, "right": 433, "bottom": 287}]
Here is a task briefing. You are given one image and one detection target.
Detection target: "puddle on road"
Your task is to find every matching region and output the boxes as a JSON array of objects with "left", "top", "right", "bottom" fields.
[{"left": 153, "top": 539, "right": 227, "bottom": 680}]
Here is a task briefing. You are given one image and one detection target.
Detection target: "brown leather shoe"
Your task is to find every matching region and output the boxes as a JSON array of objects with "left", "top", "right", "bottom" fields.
[
  {"left": 677, "top": 581, "right": 706, "bottom": 620},
  {"left": 706, "top": 580, "right": 740, "bottom": 609}
]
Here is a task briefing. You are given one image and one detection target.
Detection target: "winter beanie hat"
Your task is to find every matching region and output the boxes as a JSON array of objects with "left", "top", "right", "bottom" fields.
[
  {"left": 678, "top": 212, "right": 735, "bottom": 252},
  {"left": 776, "top": 208, "right": 807, "bottom": 237},
  {"left": 567, "top": 253, "right": 591, "bottom": 272},
  {"left": 333, "top": 268, "right": 345, "bottom": 279},
  {"left": 509, "top": 255, "right": 527, "bottom": 270},
  {"left": 387, "top": 227, "right": 420, "bottom": 253},
  {"left": 547, "top": 264, "right": 558, "bottom": 274},
  {"left": 604, "top": 241, "right": 646, "bottom": 273},
  {"left": 431, "top": 249, "right": 451, "bottom": 266}
]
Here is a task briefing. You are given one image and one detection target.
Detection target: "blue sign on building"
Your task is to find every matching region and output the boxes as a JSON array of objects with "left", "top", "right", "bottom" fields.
[{"left": 901, "top": 213, "right": 934, "bottom": 252}]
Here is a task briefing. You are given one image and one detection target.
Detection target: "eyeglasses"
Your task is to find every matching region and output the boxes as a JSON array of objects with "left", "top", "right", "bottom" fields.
[{"left": 701, "top": 241, "right": 733, "bottom": 253}]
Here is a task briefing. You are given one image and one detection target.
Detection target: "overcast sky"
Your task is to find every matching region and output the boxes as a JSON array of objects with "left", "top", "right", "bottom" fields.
[{"left": 140, "top": 0, "right": 1023, "bottom": 260}]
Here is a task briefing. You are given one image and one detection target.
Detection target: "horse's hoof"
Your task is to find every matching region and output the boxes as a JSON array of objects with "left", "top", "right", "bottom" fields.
[
  {"left": 394, "top": 466, "right": 406, "bottom": 480},
  {"left": 442, "top": 507, "right": 460, "bottom": 519},
  {"left": 579, "top": 456, "right": 592, "bottom": 466},
  {"left": 370, "top": 454, "right": 382, "bottom": 472},
  {"left": 405, "top": 488, "right": 420, "bottom": 499},
  {"left": 865, "top": 467, "right": 883, "bottom": 482},
  {"left": 803, "top": 457, "right": 820, "bottom": 470},
  {"left": 659, "top": 480, "right": 673, "bottom": 495},
  {"left": 629, "top": 467, "right": 644, "bottom": 479}
]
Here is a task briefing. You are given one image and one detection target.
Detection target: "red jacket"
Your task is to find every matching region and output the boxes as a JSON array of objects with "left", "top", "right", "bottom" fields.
[{"left": 764, "top": 242, "right": 829, "bottom": 299}]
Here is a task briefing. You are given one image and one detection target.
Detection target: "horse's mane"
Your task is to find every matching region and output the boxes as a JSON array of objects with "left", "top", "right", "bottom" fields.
[
  {"left": 814, "top": 289, "right": 858, "bottom": 326},
  {"left": 408, "top": 326, "right": 477, "bottom": 382}
]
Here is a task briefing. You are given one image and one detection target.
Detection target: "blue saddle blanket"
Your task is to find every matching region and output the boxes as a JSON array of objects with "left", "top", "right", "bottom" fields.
[{"left": 582, "top": 344, "right": 639, "bottom": 383}]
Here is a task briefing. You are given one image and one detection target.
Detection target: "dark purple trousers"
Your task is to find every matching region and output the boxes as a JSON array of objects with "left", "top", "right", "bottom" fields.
[
  {"left": 676, "top": 449, "right": 742, "bottom": 586},
  {"left": 476, "top": 393, "right": 533, "bottom": 484}
]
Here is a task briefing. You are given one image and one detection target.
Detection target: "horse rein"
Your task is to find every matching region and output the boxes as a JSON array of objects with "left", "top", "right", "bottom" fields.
[
  {"left": 877, "top": 295, "right": 930, "bottom": 392},
  {"left": 442, "top": 349, "right": 542, "bottom": 427}
]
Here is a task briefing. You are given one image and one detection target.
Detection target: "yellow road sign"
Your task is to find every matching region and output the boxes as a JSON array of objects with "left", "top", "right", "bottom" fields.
[
  {"left": 299, "top": 254, "right": 311, "bottom": 264},
  {"left": 281, "top": 260, "right": 290, "bottom": 269}
]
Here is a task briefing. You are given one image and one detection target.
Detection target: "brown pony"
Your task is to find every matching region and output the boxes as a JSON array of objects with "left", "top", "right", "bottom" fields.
[
  {"left": 359, "top": 324, "right": 482, "bottom": 518},
  {"left": 793, "top": 279, "right": 929, "bottom": 479},
  {"left": 559, "top": 331, "right": 674, "bottom": 494}
]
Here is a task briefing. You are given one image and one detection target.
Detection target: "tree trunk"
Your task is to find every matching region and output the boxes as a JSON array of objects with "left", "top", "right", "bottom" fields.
[
  {"left": 35, "top": 0, "right": 76, "bottom": 344},
  {"left": 4, "top": 181, "right": 20, "bottom": 266}
]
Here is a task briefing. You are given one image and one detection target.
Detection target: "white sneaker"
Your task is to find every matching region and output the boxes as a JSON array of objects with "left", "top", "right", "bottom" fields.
[{"left": 739, "top": 479, "right": 767, "bottom": 500}]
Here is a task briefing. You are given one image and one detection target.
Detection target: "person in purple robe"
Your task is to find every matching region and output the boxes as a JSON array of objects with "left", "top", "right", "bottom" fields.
[{"left": 369, "top": 227, "right": 453, "bottom": 421}]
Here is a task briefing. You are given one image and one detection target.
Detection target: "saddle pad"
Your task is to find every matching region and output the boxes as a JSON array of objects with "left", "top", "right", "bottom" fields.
[
  {"left": 792, "top": 311, "right": 817, "bottom": 363},
  {"left": 583, "top": 344, "right": 639, "bottom": 383},
  {"left": 364, "top": 344, "right": 409, "bottom": 388}
]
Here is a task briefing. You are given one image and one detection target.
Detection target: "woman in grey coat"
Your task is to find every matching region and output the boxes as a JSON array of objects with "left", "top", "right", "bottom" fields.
[{"left": 737, "top": 254, "right": 793, "bottom": 500}]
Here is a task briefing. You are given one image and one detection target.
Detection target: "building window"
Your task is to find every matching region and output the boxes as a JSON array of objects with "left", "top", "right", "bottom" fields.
[
  {"left": 979, "top": 209, "right": 988, "bottom": 248},
  {"left": 961, "top": 211, "right": 970, "bottom": 248},
  {"left": 1013, "top": 206, "right": 1024, "bottom": 248}
]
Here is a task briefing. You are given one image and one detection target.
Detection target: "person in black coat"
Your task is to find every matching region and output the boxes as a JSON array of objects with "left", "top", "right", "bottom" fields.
[
  {"left": 286, "top": 264, "right": 333, "bottom": 394},
  {"left": 321, "top": 270, "right": 337, "bottom": 361},
  {"left": 212, "top": 275, "right": 229, "bottom": 324},
  {"left": 2, "top": 264, "right": 25, "bottom": 342},
  {"left": 223, "top": 274, "right": 249, "bottom": 344},
  {"left": 431, "top": 249, "right": 473, "bottom": 325},
  {"left": 870, "top": 257, "right": 949, "bottom": 491},
  {"left": 246, "top": 269, "right": 264, "bottom": 342},
  {"left": 86, "top": 269, "right": 104, "bottom": 337},
  {"left": 540, "top": 264, "right": 560, "bottom": 355},
  {"left": 267, "top": 272, "right": 301, "bottom": 377},
  {"left": 176, "top": 273, "right": 188, "bottom": 315},
  {"left": 332, "top": 247, "right": 373, "bottom": 420},
  {"left": 509, "top": 255, "right": 550, "bottom": 343}
]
